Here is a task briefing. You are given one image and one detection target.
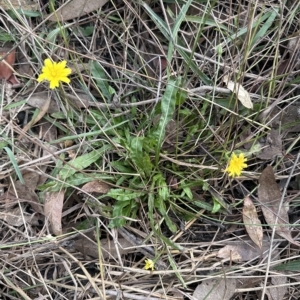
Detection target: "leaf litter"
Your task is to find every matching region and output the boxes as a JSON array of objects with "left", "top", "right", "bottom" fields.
[
  {"left": 1, "top": 1, "right": 300, "bottom": 299},
  {"left": 243, "top": 196, "right": 263, "bottom": 249},
  {"left": 223, "top": 74, "right": 253, "bottom": 109},
  {"left": 44, "top": 190, "right": 65, "bottom": 236},
  {"left": 217, "top": 237, "right": 278, "bottom": 263},
  {"left": 193, "top": 278, "right": 236, "bottom": 300},
  {"left": 258, "top": 165, "right": 300, "bottom": 247}
]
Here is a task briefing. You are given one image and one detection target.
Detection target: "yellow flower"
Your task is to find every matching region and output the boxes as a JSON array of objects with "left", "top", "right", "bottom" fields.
[
  {"left": 37, "top": 58, "right": 71, "bottom": 89},
  {"left": 144, "top": 259, "right": 155, "bottom": 271},
  {"left": 225, "top": 152, "right": 247, "bottom": 177}
]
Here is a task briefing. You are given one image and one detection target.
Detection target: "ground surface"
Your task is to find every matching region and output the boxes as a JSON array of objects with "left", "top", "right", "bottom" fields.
[{"left": 1, "top": 0, "right": 300, "bottom": 299}]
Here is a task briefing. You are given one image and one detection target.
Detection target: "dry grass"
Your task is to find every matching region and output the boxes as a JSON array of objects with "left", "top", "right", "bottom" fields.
[{"left": 1, "top": 0, "right": 300, "bottom": 299}]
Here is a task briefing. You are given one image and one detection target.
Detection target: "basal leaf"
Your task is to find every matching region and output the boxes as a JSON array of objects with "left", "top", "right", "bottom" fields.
[
  {"left": 155, "top": 77, "right": 179, "bottom": 162},
  {"left": 59, "top": 149, "right": 102, "bottom": 180},
  {"left": 107, "top": 188, "right": 146, "bottom": 201},
  {"left": 90, "top": 61, "right": 112, "bottom": 101},
  {"left": 130, "top": 137, "right": 153, "bottom": 177},
  {"left": 109, "top": 200, "right": 133, "bottom": 228}
]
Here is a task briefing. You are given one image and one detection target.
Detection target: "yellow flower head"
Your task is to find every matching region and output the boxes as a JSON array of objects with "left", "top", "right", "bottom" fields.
[
  {"left": 225, "top": 152, "right": 247, "bottom": 177},
  {"left": 144, "top": 259, "right": 155, "bottom": 271},
  {"left": 37, "top": 58, "right": 71, "bottom": 89}
]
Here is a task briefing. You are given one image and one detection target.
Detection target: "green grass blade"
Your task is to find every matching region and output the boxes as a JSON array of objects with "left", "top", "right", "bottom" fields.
[
  {"left": 218, "top": 8, "right": 279, "bottom": 49},
  {"left": 185, "top": 16, "right": 230, "bottom": 32},
  {"left": 4, "top": 147, "right": 24, "bottom": 184},
  {"left": 139, "top": 1, "right": 171, "bottom": 40},
  {"left": 251, "top": 9, "right": 278, "bottom": 47},
  {"left": 167, "top": 0, "right": 193, "bottom": 63},
  {"left": 139, "top": 0, "right": 212, "bottom": 84},
  {"left": 59, "top": 149, "right": 103, "bottom": 180},
  {"left": 90, "top": 60, "right": 113, "bottom": 101}
]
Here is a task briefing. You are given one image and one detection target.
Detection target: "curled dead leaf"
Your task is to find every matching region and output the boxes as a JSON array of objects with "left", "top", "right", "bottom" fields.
[
  {"left": 243, "top": 196, "right": 263, "bottom": 249},
  {"left": 21, "top": 96, "right": 51, "bottom": 136},
  {"left": 223, "top": 75, "right": 253, "bottom": 109},
  {"left": 80, "top": 180, "right": 111, "bottom": 194}
]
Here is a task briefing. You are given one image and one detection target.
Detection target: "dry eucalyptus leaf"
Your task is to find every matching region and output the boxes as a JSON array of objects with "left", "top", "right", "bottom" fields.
[
  {"left": 73, "top": 237, "right": 137, "bottom": 259},
  {"left": 258, "top": 166, "right": 300, "bottom": 247},
  {"left": 66, "top": 93, "right": 90, "bottom": 108},
  {"left": 48, "top": 0, "right": 109, "bottom": 21},
  {"left": 22, "top": 171, "right": 40, "bottom": 191},
  {"left": 0, "top": 46, "right": 19, "bottom": 85},
  {"left": 223, "top": 75, "right": 253, "bottom": 109},
  {"left": 0, "top": 0, "right": 38, "bottom": 10},
  {"left": 257, "top": 129, "right": 282, "bottom": 160},
  {"left": 287, "top": 32, "right": 300, "bottom": 55},
  {"left": 266, "top": 275, "right": 288, "bottom": 300},
  {"left": 44, "top": 190, "right": 65, "bottom": 235},
  {"left": 243, "top": 196, "right": 263, "bottom": 249},
  {"left": 22, "top": 97, "right": 51, "bottom": 135},
  {"left": 217, "top": 237, "right": 275, "bottom": 262},
  {"left": 267, "top": 105, "right": 300, "bottom": 133},
  {"left": 13, "top": 181, "right": 44, "bottom": 215},
  {"left": 80, "top": 181, "right": 111, "bottom": 195},
  {"left": 217, "top": 244, "right": 255, "bottom": 262},
  {"left": 27, "top": 92, "right": 59, "bottom": 114},
  {"left": 193, "top": 278, "right": 236, "bottom": 300},
  {"left": 0, "top": 207, "right": 39, "bottom": 226}
]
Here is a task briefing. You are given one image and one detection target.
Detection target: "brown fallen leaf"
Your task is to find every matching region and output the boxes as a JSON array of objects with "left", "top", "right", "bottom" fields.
[
  {"left": 266, "top": 274, "right": 287, "bottom": 300},
  {"left": 0, "top": 45, "right": 20, "bottom": 85},
  {"left": 217, "top": 237, "right": 277, "bottom": 262},
  {"left": 80, "top": 181, "right": 111, "bottom": 195},
  {"left": 257, "top": 129, "right": 282, "bottom": 160},
  {"left": 21, "top": 96, "right": 51, "bottom": 136},
  {"left": 193, "top": 278, "right": 236, "bottom": 300},
  {"left": 48, "top": 0, "right": 109, "bottom": 21},
  {"left": 73, "top": 236, "right": 138, "bottom": 259},
  {"left": 3, "top": 174, "right": 44, "bottom": 214},
  {"left": 27, "top": 92, "right": 59, "bottom": 114},
  {"left": 0, "top": 207, "right": 40, "bottom": 226},
  {"left": 66, "top": 93, "right": 90, "bottom": 108},
  {"left": 258, "top": 165, "right": 300, "bottom": 247},
  {"left": 39, "top": 120, "right": 58, "bottom": 155},
  {"left": 223, "top": 74, "right": 253, "bottom": 109},
  {"left": 22, "top": 171, "right": 41, "bottom": 191},
  {"left": 44, "top": 190, "right": 65, "bottom": 235},
  {"left": 217, "top": 243, "right": 262, "bottom": 262},
  {"left": 1, "top": 0, "right": 38, "bottom": 10},
  {"left": 267, "top": 105, "right": 300, "bottom": 133},
  {"left": 13, "top": 181, "right": 44, "bottom": 215},
  {"left": 243, "top": 196, "right": 263, "bottom": 249}
]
